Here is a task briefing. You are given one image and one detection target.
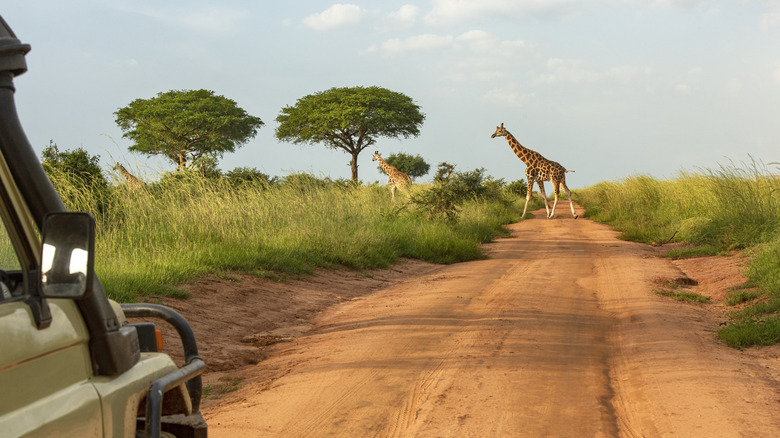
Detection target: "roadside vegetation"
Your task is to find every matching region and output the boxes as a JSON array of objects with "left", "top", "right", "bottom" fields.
[
  {"left": 653, "top": 288, "right": 711, "bottom": 304},
  {"left": 575, "top": 158, "right": 780, "bottom": 349},
  {"left": 47, "top": 163, "right": 542, "bottom": 303}
]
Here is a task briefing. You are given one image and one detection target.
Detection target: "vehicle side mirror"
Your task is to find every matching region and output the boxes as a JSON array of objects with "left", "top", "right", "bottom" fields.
[{"left": 40, "top": 212, "right": 95, "bottom": 298}]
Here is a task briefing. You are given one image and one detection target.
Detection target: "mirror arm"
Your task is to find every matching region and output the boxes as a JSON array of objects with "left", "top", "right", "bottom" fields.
[{"left": 26, "top": 270, "right": 51, "bottom": 329}]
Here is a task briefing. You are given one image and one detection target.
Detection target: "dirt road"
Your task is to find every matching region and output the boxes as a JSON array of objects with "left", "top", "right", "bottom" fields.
[{"left": 199, "top": 205, "right": 780, "bottom": 436}]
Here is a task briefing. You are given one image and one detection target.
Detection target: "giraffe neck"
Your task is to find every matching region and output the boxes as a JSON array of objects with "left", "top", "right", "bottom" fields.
[
  {"left": 504, "top": 132, "right": 542, "bottom": 166},
  {"left": 120, "top": 165, "right": 134, "bottom": 179},
  {"left": 377, "top": 158, "right": 396, "bottom": 175},
  {"left": 116, "top": 164, "right": 140, "bottom": 182}
]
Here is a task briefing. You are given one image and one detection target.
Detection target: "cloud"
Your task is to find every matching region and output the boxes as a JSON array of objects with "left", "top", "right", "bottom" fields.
[
  {"left": 378, "top": 34, "right": 456, "bottom": 55},
  {"left": 616, "top": 0, "right": 710, "bottom": 7},
  {"left": 607, "top": 66, "right": 652, "bottom": 84},
  {"left": 675, "top": 83, "right": 693, "bottom": 94},
  {"left": 724, "top": 78, "right": 743, "bottom": 95},
  {"left": 112, "top": 58, "right": 139, "bottom": 68},
  {"left": 456, "top": 30, "right": 529, "bottom": 54},
  {"left": 390, "top": 4, "right": 419, "bottom": 24},
  {"left": 423, "top": 0, "right": 579, "bottom": 25},
  {"left": 483, "top": 87, "right": 536, "bottom": 107},
  {"left": 760, "top": 4, "right": 780, "bottom": 29},
  {"left": 537, "top": 58, "right": 599, "bottom": 84},
  {"left": 373, "top": 29, "right": 527, "bottom": 58},
  {"left": 303, "top": 4, "right": 362, "bottom": 30},
  {"left": 113, "top": 3, "right": 248, "bottom": 36}
]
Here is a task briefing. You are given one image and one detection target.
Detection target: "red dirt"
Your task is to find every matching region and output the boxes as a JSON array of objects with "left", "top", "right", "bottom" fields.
[{"left": 146, "top": 205, "right": 780, "bottom": 436}]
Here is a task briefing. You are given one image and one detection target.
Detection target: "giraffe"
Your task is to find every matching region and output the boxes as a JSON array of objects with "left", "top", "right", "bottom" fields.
[
  {"left": 491, "top": 123, "right": 578, "bottom": 219},
  {"left": 372, "top": 151, "right": 412, "bottom": 202},
  {"left": 113, "top": 162, "right": 145, "bottom": 188}
]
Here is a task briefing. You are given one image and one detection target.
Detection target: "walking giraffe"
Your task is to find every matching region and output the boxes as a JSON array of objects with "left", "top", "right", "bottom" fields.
[
  {"left": 113, "top": 162, "right": 145, "bottom": 188},
  {"left": 491, "top": 123, "right": 578, "bottom": 219},
  {"left": 372, "top": 151, "right": 412, "bottom": 202}
]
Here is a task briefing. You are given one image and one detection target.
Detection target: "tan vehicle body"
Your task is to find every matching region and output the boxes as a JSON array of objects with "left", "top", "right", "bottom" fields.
[{"left": 0, "top": 14, "right": 205, "bottom": 437}]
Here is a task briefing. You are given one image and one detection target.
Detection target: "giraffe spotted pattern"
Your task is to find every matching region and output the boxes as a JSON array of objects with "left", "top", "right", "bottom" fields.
[
  {"left": 372, "top": 151, "right": 411, "bottom": 203},
  {"left": 491, "top": 123, "right": 578, "bottom": 219}
]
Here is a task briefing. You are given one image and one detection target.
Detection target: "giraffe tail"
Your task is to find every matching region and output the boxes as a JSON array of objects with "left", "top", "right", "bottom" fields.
[{"left": 566, "top": 169, "right": 575, "bottom": 173}]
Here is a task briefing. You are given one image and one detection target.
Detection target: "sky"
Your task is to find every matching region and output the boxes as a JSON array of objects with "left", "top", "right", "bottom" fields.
[{"left": 3, "top": 1, "right": 780, "bottom": 188}]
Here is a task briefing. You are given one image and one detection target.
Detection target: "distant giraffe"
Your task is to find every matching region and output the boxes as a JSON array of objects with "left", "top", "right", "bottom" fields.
[
  {"left": 372, "top": 151, "right": 412, "bottom": 202},
  {"left": 491, "top": 123, "right": 578, "bottom": 219},
  {"left": 113, "top": 163, "right": 145, "bottom": 188}
]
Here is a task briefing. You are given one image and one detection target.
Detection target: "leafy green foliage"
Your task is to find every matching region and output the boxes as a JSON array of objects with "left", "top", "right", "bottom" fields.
[
  {"left": 409, "top": 183, "right": 461, "bottom": 222},
  {"left": 41, "top": 142, "right": 112, "bottom": 214},
  {"left": 282, "top": 172, "right": 352, "bottom": 190},
  {"left": 504, "top": 179, "right": 529, "bottom": 196},
  {"left": 224, "top": 167, "right": 277, "bottom": 187},
  {"left": 41, "top": 141, "right": 107, "bottom": 189},
  {"left": 433, "top": 162, "right": 455, "bottom": 182},
  {"left": 114, "top": 89, "right": 264, "bottom": 171},
  {"left": 381, "top": 153, "right": 430, "bottom": 180},
  {"left": 275, "top": 86, "right": 425, "bottom": 181},
  {"left": 410, "top": 164, "right": 516, "bottom": 222}
]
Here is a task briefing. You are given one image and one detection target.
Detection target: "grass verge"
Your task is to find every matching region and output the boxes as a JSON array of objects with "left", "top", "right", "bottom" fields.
[
  {"left": 575, "top": 157, "right": 780, "bottom": 348},
  {"left": 50, "top": 170, "right": 537, "bottom": 302},
  {"left": 653, "top": 289, "right": 711, "bottom": 304}
]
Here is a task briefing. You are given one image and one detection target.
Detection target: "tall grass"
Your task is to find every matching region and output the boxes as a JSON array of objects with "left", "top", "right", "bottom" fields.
[
  {"left": 577, "top": 158, "right": 780, "bottom": 249},
  {"left": 575, "top": 158, "right": 780, "bottom": 348},
  {"left": 50, "top": 172, "right": 529, "bottom": 302}
]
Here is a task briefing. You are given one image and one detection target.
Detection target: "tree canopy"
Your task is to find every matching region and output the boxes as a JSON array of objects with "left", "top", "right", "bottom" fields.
[
  {"left": 114, "top": 89, "right": 264, "bottom": 171},
  {"left": 275, "top": 86, "right": 425, "bottom": 181},
  {"left": 380, "top": 152, "right": 430, "bottom": 180}
]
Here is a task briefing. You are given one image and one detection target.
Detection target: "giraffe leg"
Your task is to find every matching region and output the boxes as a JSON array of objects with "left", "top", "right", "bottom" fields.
[
  {"left": 521, "top": 178, "right": 533, "bottom": 218},
  {"left": 562, "top": 183, "right": 578, "bottom": 219},
  {"left": 549, "top": 181, "right": 561, "bottom": 219},
  {"left": 537, "top": 181, "right": 551, "bottom": 219},
  {"left": 390, "top": 185, "right": 397, "bottom": 203}
]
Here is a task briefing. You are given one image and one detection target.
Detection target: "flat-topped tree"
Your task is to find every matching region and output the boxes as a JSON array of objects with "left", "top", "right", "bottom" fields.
[
  {"left": 114, "top": 89, "right": 264, "bottom": 172},
  {"left": 275, "top": 86, "right": 425, "bottom": 182}
]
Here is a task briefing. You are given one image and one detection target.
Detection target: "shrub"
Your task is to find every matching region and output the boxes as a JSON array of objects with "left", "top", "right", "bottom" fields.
[
  {"left": 224, "top": 167, "right": 277, "bottom": 187},
  {"left": 504, "top": 179, "right": 528, "bottom": 196},
  {"left": 41, "top": 142, "right": 112, "bottom": 214},
  {"left": 410, "top": 166, "right": 512, "bottom": 221}
]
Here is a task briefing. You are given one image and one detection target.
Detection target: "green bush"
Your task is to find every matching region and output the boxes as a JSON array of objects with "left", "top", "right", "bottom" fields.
[
  {"left": 224, "top": 167, "right": 277, "bottom": 187},
  {"left": 41, "top": 142, "right": 112, "bottom": 214},
  {"left": 409, "top": 166, "right": 514, "bottom": 222}
]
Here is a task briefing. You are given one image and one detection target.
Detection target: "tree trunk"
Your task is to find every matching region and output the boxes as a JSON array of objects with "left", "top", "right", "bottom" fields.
[
  {"left": 350, "top": 153, "right": 359, "bottom": 182},
  {"left": 177, "top": 153, "right": 187, "bottom": 172}
]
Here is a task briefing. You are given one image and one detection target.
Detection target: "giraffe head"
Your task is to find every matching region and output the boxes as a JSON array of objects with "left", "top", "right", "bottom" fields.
[
  {"left": 491, "top": 123, "right": 508, "bottom": 139},
  {"left": 371, "top": 151, "right": 381, "bottom": 162}
]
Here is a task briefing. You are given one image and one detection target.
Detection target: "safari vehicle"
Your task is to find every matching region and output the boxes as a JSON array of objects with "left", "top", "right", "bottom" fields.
[{"left": 0, "top": 16, "right": 206, "bottom": 437}]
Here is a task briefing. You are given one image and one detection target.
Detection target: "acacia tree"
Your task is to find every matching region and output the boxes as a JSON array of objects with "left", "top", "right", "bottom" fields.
[
  {"left": 275, "top": 86, "right": 425, "bottom": 181},
  {"left": 114, "top": 89, "right": 264, "bottom": 171},
  {"left": 381, "top": 152, "right": 430, "bottom": 181}
]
